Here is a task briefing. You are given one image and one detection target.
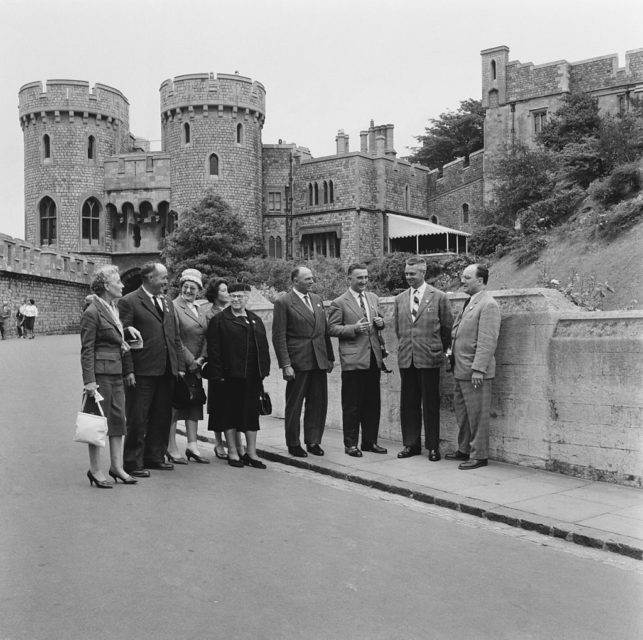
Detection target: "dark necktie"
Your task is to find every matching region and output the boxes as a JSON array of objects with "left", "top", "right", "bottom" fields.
[
  {"left": 358, "top": 293, "right": 368, "bottom": 320},
  {"left": 411, "top": 290, "right": 420, "bottom": 321},
  {"left": 462, "top": 297, "right": 470, "bottom": 312},
  {"left": 154, "top": 295, "right": 164, "bottom": 316},
  {"left": 303, "top": 294, "right": 313, "bottom": 312}
]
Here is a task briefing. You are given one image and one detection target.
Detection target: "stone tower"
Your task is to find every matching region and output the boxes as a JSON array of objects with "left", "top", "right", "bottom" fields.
[
  {"left": 19, "top": 80, "right": 130, "bottom": 254},
  {"left": 159, "top": 73, "right": 266, "bottom": 239}
]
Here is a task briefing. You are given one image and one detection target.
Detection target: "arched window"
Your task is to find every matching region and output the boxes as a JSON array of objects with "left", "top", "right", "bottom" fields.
[
  {"left": 314, "top": 182, "right": 319, "bottom": 205},
  {"left": 209, "top": 153, "right": 219, "bottom": 176},
  {"left": 43, "top": 134, "right": 51, "bottom": 160},
  {"left": 276, "top": 236, "right": 283, "bottom": 259},
  {"left": 268, "top": 236, "right": 276, "bottom": 258},
  {"left": 308, "top": 183, "right": 314, "bottom": 206},
  {"left": 236, "top": 123, "right": 243, "bottom": 144},
  {"left": 405, "top": 185, "right": 410, "bottom": 212},
  {"left": 462, "top": 203, "right": 469, "bottom": 224},
  {"left": 81, "top": 197, "right": 101, "bottom": 245},
  {"left": 39, "top": 196, "right": 56, "bottom": 246},
  {"left": 430, "top": 215, "right": 438, "bottom": 224},
  {"left": 323, "top": 181, "right": 329, "bottom": 204},
  {"left": 139, "top": 201, "right": 153, "bottom": 221},
  {"left": 329, "top": 180, "right": 334, "bottom": 203},
  {"left": 87, "top": 135, "right": 96, "bottom": 160},
  {"left": 491, "top": 59, "right": 497, "bottom": 80},
  {"left": 183, "top": 122, "right": 191, "bottom": 145}
]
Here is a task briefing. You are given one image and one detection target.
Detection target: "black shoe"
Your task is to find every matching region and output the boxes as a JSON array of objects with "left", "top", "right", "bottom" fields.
[
  {"left": 214, "top": 446, "right": 228, "bottom": 460},
  {"left": 459, "top": 458, "right": 488, "bottom": 470},
  {"left": 87, "top": 470, "right": 112, "bottom": 488},
  {"left": 288, "top": 445, "right": 308, "bottom": 458},
  {"left": 428, "top": 449, "right": 441, "bottom": 462},
  {"left": 362, "top": 443, "right": 387, "bottom": 454},
  {"left": 306, "top": 444, "right": 324, "bottom": 456},
  {"left": 166, "top": 452, "right": 188, "bottom": 465},
  {"left": 345, "top": 446, "right": 363, "bottom": 457},
  {"left": 108, "top": 469, "right": 138, "bottom": 484},
  {"left": 186, "top": 449, "right": 210, "bottom": 464},
  {"left": 445, "top": 450, "right": 470, "bottom": 461},
  {"left": 126, "top": 469, "right": 150, "bottom": 478},
  {"left": 246, "top": 456, "right": 267, "bottom": 469},
  {"left": 228, "top": 457, "right": 244, "bottom": 468},
  {"left": 146, "top": 461, "right": 174, "bottom": 470},
  {"left": 397, "top": 446, "right": 421, "bottom": 459}
]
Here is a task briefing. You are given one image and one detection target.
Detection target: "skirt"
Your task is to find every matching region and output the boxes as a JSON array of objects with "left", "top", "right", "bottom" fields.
[
  {"left": 85, "top": 374, "right": 127, "bottom": 437},
  {"left": 173, "top": 372, "right": 205, "bottom": 421},
  {"left": 208, "top": 376, "right": 261, "bottom": 433}
]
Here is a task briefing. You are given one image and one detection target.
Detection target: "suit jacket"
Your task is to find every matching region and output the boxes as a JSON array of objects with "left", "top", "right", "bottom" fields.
[
  {"left": 80, "top": 299, "right": 131, "bottom": 384},
  {"left": 172, "top": 296, "right": 208, "bottom": 368},
  {"left": 328, "top": 290, "right": 383, "bottom": 371},
  {"left": 394, "top": 284, "right": 453, "bottom": 369},
  {"left": 451, "top": 290, "right": 501, "bottom": 380},
  {"left": 118, "top": 287, "right": 185, "bottom": 377},
  {"left": 272, "top": 290, "right": 334, "bottom": 371}
]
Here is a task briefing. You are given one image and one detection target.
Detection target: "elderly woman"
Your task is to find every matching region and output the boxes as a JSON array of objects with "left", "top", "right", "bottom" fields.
[
  {"left": 207, "top": 283, "right": 270, "bottom": 468},
  {"left": 166, "top": 268, "right": 209, "bottom": 464},
  {"left": 80, "top": 265, "right": 139, "bottom": 487}
]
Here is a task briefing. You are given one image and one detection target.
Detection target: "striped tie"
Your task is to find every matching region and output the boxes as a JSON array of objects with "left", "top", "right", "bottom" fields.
[
  {"left": 358, "top": 293, "right": 368, "bottom": 319},
  {"left": 411, "top": 291, "right": 420, "bottom": 321}
]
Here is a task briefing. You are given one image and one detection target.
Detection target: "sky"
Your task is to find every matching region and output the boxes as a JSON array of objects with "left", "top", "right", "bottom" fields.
[{"left": 0, "top": 0, "right": 641, "bottom": 240}]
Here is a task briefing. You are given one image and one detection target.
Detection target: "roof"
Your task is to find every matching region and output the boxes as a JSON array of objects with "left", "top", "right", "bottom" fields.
[{"left": 387, "top": 213, "right": 470, "bottom": 239}]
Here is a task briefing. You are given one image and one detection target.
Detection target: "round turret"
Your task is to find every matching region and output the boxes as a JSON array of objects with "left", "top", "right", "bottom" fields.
[
  {"left": 19, "top": 79, "right": 130, "bottom": 253},
  {"left": 160, "top": 72, "right": 266, "bottom": 238}
]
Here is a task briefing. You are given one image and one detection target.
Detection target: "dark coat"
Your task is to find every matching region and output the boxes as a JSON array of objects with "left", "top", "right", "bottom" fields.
[{"left": 207, "top": 306, "right": 270, "bottom": 380}]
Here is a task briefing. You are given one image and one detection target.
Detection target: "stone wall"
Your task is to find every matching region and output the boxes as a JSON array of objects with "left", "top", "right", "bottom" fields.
[{"left": 255, "top": 289, "right": 642, "bottom": 487}]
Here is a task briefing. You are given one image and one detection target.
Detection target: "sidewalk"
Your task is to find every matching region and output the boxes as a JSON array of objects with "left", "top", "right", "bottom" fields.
[{"left": 183, "top": 415, "right": 643, "bottom": 561}]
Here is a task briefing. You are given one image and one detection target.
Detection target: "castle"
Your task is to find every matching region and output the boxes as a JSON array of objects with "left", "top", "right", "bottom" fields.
[{"left": 15, "top": 45, "right": 643, "bottom": 286}]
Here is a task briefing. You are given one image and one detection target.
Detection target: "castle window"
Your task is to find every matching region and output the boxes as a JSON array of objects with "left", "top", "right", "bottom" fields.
[
  {"left": 87, "top": 135, "right": 96, "bottom": 160},
  {"left": 81, "top": 197, "right": 101, "bottom": 245},
  {"left": 268, "top": 236, "right": 276, "bottom": 258},
  {"left": 236, "top": 123, "right": 243, "bottom": 145},
  {"left": 314, "top": 183, "right": 319, "bottom": 205},
  {"left": 183, "top": 122, "right": 191, "bottom": 145},
  {"left": 276, "top": 236, "right": 283, "bottom": 259},
  {"left": 209, "top": 153, "right": 219, "bottom": 176},
  {"left": 430, "top": 215, "right": 438, "bottom": 224},
  {"left": 42, "top": 134, "right": 51, "bottom": 161},
  {"left": 300, "top": 232, "right": 340, "bottom": 259},
  {"left": 146, "top": 156, "right": 154, "bottom": 171},
  {"left": 618, "top": 94, "right": 628, "bottom": 115},
  {"left": 405, "top": 185, "right": 410, "bottom": 213},
  {"left": 39, "top": 196, "right": 56, "bottom": 246},
  {"left": 533, "top": 110, "right": 547, "bottom": 135},
  {"left": 329, "top": 180, "right": 334, "bottom": 203},
  {"left": 268, "top": 191, "right": 282, "bottom": 212},
  {"left": 139, "top": 201, "right": 153, "bottom": 221},
  {"left": 323, "top": 181, "right": 329, "bottom": 204},
  {"left": 488, "top": 89, "right": 499, "bottom": 109},
  {"left": 491, "top": 59, "right": 497, "bottom": 80},
  {"left": 308, "top": 183, "right": 314, "bottom": 206},
  {"left": 462, "top": 203, "right": 469, "bottom": 224}
]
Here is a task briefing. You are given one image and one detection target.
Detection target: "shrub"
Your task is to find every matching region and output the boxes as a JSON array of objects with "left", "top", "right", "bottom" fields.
[
  {"left": 518, "top": 187, "right": 584, "bottom": 234},
  {"left": 589, "top": 163, "right": 641, "bottom": 205},
  {"left": 469, "top": 224, "right": 515, "bottom": 256},
  {"left": 513, "top": 235, "right": 548, "bottom": 266},
  {"left": 596, "top": 198, "right": 643, "bottom": 239},
  {"left": 557, "top": 139, "right": 604, "bottom": 187}
]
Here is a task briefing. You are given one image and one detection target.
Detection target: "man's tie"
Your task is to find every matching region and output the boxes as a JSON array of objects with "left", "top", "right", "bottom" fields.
[
  {"left": 303, "top": 294, "right": 313, "bottom": 312},
  {"left": 411, "top": 290, "right": 420, "bottom": 321},
  {"left": 358, "top": 293, "right": 368, "bottom": 320},
  {"left": 154, "top": 295, "right": 164, "bottom": 316}
]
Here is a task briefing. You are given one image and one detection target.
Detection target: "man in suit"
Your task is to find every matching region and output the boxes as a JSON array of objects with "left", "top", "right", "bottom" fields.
[
  {"left": 272, "top": 266, "right": 334, "bottom": 457},
  {"left": 328, "top": 263, "right": 387, "bottom": 457},
  {"left": 446, "top": 263, "right": 501, "bottom": 470},
  {"left": 119, "top": 262, "right": 185, "bottom": 476},
  {"left": 394, "top": 257, "right": 453, "bottom": 461}
]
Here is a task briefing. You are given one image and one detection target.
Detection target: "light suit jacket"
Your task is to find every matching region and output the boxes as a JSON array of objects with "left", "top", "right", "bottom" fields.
[
  {"left": 451, "top": 290, "right": 501, "bottom": 380},
  {"left": 394, "top": 284, "right": 453, "bottom": 369},
  {"left": 172, "top": 296, "right": 208, "bottom": 368},
  {"left": 272, "top": 290, "right": 334, "bottom": 371},
  {"left": 328, "top": 290, "right": 383, "bottom": 371}
]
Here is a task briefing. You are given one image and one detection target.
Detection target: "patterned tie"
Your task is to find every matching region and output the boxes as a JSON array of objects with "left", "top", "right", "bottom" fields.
[
  {"left": 358, "top": 293, "right": 368, "bottom": 320},
  {"left": 411, "top": 290, "right": 420, "bottom": 321},
  {"left": 303, "top": 294, "right": 313, "bottom": 312},
  {"left": 154, "top": 295, "right": 164, "bottom": 316}
]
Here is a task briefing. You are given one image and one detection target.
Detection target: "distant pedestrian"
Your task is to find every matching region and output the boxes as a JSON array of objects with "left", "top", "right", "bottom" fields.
[
  {"left": 0, "top": 301, "right": 10, "bottom": 339},
  {"left": 22, "top": 299, "right": 38, "bottom": 339},
  {"left": 446, "top": 264, "right": 501, "bottom": 470},
  {"left": 16, "top": 299, "right": 27, "bottom": 338}
]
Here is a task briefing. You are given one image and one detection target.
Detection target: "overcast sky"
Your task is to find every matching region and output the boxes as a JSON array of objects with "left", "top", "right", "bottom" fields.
[{"left": 1, "top": 0, "right": 641, "bottom": 239}]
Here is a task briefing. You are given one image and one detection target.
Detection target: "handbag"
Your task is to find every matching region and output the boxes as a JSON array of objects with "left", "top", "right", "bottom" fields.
[
  {"left": 258, "top": 382, "right": 272, "bottom": 416},
  {"left": 73, "top": 393, "right": 108, "bottom": 447},
  {"left": 173, "top": 377, "right": 206, "bottom": 409}
]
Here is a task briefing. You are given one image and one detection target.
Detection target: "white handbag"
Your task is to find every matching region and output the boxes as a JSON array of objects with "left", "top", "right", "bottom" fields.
[{"left": 73, "top": 392, "right": 108, "bottom": 447}]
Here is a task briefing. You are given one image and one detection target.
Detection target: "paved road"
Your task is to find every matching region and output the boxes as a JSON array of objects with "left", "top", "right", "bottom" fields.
[{"left": 1, "top": 335, "right": 641, "bottom": 640}]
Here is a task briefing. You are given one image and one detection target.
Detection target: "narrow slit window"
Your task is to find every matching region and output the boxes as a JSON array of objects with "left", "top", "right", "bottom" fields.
[
  {"left": 183, "top": 122, "right": 191, "bottom": 145},
  {"left": 87, "top": 135, "right": 96, "bottom": 160},
  {"left": 209, "top": 153, "right": 219, "bottom": 176},
  {"left": 236, "top": 123, "right": 243, "bottom": 144},
  {"left": 43, "top": 134, "right": 51, "bottom": 160}
]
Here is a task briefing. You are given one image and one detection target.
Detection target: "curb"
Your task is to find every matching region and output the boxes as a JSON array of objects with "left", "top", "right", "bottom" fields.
[{"left": 183, "top": 428, "right": 643, "bottom": 561}]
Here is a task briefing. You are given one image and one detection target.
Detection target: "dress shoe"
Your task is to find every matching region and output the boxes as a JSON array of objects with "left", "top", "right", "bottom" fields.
[
  {"left": 214, "top": 446, "right": 228, "bottom": 460},
  {"left": 459, "top": 458, "right": 488, "bottom": 470},
  {"left": 244, "top": 454, "right": 267, "bottom": 469},
  {"left": 108, "top": 469, "right": 138, "bottom": 484},
  {"left": 306, "top": 444, "right": 324, "bottom": 456},
  {"left": 397, "top": 446, "right": 421, "bottom": 459},
  {"left": 127, "top": 469, "right": 150, "bottom": 478},
  {"left": 445, "top": 450, "right": 470, "bottom": 461},
  {"left": 146, "top": 461, "right": 174, "bottom": 470},
  {"left": 345, "top": 446, "right": 363, "bottom": 457},
  {"left": 361, "top": 443, "right": 387, "bottom": 454},
  {"left": 288, "top": 445, "right": 308, "bottom": 457},
  {"left": 186, "top": 449, "right": 210, "bottom": 464},
  {"left": 87, "top": 470, "right": 112, "bottom": 488},
  {"left": 227, "top": 457, "right": 244, "bottom": 468},
  {"left": 428, "top": 449, "right": 441, "bottom": 462},
  {"left": 166, "top": 452, "right": 188, "bottom": 465}
]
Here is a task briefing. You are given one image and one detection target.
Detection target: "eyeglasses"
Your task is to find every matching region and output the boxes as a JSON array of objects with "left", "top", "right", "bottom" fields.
[{"left": 229, "top": 294, "right": 247, "bottom": 300}]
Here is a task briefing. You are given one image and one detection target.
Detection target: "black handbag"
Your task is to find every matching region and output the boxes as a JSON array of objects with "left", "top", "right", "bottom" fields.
[
  {"left": 258, "top": 383, "right": 272, "bottom": 416},
  {"left": 172, "top": 377, "right": 191, "bottom": 409}
]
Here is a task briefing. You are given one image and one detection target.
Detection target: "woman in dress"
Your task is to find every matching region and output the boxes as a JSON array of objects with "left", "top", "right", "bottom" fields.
[
  {"left": 80, "top": 265, "right": 139, "bottom": 488},
  {"left": 207, "top": 283, "right": 270, "bottom": 468},
  {"left": 22, "top": 299, "right": 38, "bottom": 339},
  {"left": 166, "top": 268, "right": 209, "bottom": 464}
]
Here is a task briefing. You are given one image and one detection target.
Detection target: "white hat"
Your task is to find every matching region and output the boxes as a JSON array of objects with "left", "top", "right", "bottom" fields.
[{"left": 180, "top": 268, "right": 203, "bottom": 289}]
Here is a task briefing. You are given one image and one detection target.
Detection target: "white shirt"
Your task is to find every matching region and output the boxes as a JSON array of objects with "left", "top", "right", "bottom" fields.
[
  {"left": 293, "top": 288, "right": 314, "bottom": 311},
  {"left": 409, "top": 282, "right": 427, "bottom": 313},
  {"left": 349, "top": 288, "right": 370, "bottom": 322}
]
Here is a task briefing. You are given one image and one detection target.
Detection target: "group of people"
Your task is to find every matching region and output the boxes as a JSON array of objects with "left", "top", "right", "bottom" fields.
[
  {"left": 0, "top": 298, "right": 38, "bottom": 339},
  {"left": 78, "top": 256, "right": 501, "bottom": 488}
]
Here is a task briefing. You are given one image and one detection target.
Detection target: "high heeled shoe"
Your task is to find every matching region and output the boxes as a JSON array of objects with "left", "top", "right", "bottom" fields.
[
  {"left": 166, "top": 452, "right": 188, "bottom": 465},
  {"left": 108, "top": 469, "right": 138, "bottom": 485},
  {"left": 87, "top": 470, "right": 112, "bottom": 489},
  {"left": 214, "top": 446, "right": 228, "bottom": 460},
  {"left": 186, "top": 449, "right": 210, "bottom": 464}
]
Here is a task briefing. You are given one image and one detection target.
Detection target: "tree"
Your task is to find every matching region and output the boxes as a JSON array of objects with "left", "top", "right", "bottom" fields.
[
  {"left": 537, "top": 93, "right": 601, "bottom": 151},
  {"left": 161, "top": 190, "right": 261, "bottom": 284},
  {"left": 409, "top": 99, "right": 484, "bottom": 169}
]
